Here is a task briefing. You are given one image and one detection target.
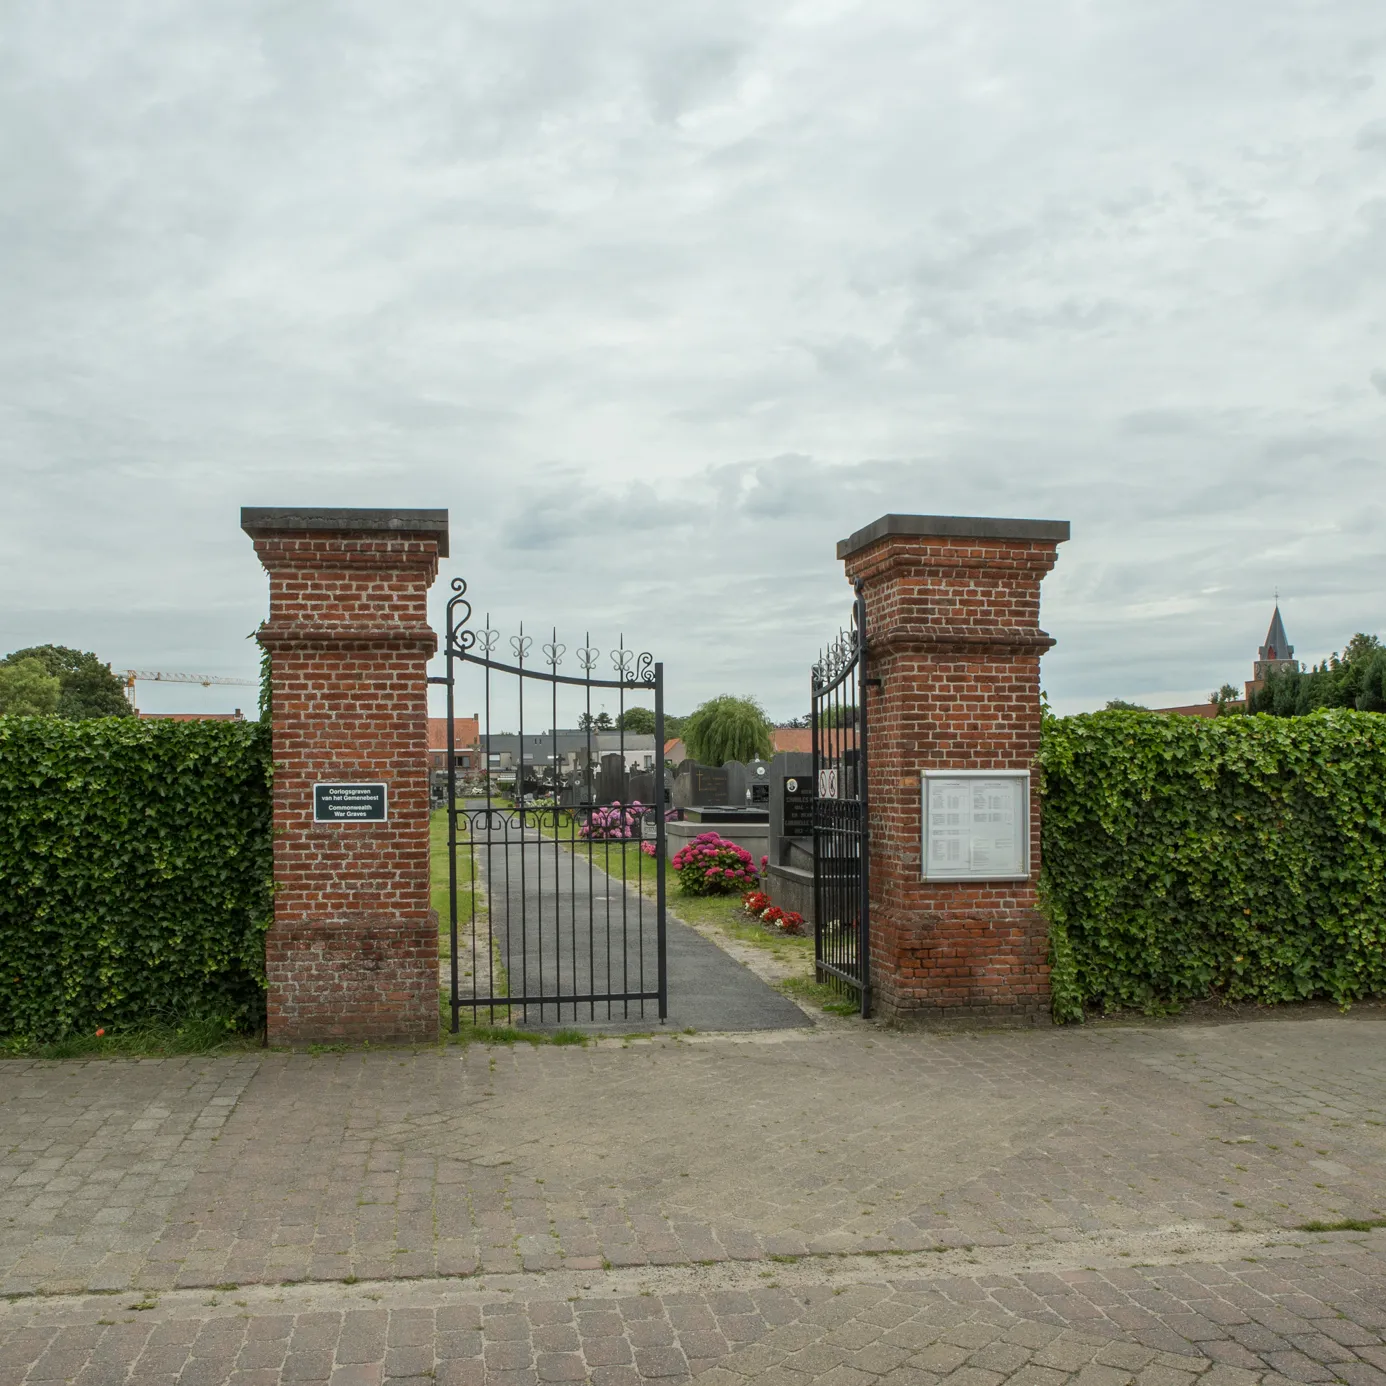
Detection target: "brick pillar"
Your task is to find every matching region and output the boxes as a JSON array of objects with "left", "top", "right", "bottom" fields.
[
  {"left": 838, "top": 514, "right": 1069, "bottom": 1025},
  {"left": 241, "top": 507, "right": 448, "bottom": 1044}
]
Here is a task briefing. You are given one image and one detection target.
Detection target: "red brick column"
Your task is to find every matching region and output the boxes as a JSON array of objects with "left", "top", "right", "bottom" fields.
[
  {"left": 241, "top": 507, "right": 448, "bottom": 1044},
  {"left": 839, "top": 514, "right": 1069, "bottom": 1024}
]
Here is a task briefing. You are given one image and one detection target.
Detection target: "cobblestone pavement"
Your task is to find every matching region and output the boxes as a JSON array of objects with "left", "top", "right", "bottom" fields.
[
  {"left": 2, "top": 1235, "right": 1385, "bottom": 1385},
  {"left": 1, "top": 1014, "right": 1384, "bottom": 1381}
]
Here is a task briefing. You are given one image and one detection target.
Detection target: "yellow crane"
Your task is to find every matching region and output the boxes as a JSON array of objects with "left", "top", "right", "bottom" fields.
[{"left": 123, "top": 669, "right": 258, "bottom": 713}]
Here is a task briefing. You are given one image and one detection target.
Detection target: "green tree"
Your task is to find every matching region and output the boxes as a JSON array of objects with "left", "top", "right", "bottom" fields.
[
  {"left": 615, "top": 705, "right": 656, "bottom": 735},
  {"left": 1209, "top": 684, "right": 1243, "bottom": 714},
  {"left": 0, "top": 659, "right": 62, "bottom": 715},
  {"left": 1250, "top": 632, "right": 1386, "bottom": 716},
  {"left": 816, "top": 703, "right": 858, "bottom": 728},
  {"left": 1104, "top": 699, "right": 1148, "bottom": 711},
  {"left": 1, "top": 645, "right": 132, "bottom": 718},
  {"left": 578, "top": 710, "right": 614, "bottom": 731},
  {"left": 682, "top": 695, "right": 774, "bottom": 765}
]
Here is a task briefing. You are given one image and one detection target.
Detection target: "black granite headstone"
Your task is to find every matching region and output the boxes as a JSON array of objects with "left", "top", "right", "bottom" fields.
[
  {"left": 782, "top": 775, "right": 814, "bottom": 837},
  {"left": 693, "top": 765, "right": 729, "bottom": 804}
]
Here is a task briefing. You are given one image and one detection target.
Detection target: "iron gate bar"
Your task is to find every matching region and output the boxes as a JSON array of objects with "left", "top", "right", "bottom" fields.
[
  {"left": 810, "top": 579, "right": 871, "bottom": 1017},
  {"left": 438, "top": 579, "right": 667, "bottom": 1031}
]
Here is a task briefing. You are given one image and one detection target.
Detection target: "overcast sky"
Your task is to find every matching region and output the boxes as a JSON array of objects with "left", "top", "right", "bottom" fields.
[{"left": 3, "top": 0, "right": 1384, "bottom": 720}]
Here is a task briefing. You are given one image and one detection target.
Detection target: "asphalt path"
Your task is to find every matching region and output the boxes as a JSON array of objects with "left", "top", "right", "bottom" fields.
[{"left": 459, "top": 808, "right": 808, "bottom": 1033}]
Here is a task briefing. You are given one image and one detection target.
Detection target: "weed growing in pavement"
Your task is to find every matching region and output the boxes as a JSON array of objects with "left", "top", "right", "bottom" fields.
[{"left": 1295, "top": 1216, "right": 1386, "bottom": 1232}]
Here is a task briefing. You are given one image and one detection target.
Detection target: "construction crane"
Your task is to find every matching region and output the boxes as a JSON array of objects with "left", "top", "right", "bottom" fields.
[{"left": 124, "top": 670, "right": 258, "bottom": 712}]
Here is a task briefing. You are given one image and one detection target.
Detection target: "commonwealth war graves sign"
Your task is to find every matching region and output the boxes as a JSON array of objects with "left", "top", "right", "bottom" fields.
[{"left": 313, "top": 783, "right": 388, "bottom": 822}]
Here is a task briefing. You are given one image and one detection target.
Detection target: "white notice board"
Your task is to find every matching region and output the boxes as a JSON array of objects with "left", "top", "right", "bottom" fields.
[{"left": 922, "top": 771, "right": 1030, "bottom": 881}]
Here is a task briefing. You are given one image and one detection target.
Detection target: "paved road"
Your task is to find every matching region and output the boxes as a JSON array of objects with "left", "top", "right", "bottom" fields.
[
  {"left": 459, "top": 812, "right": 806, "bottom": 1033},
  {"left": 2, "top": 1013, "right": 1385, "bottom": 1383}
]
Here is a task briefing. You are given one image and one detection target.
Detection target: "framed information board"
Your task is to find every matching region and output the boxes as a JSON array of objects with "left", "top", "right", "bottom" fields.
[
  {"left": 921, "top": 771, "right": 1029, "bottom": 881},
  {"left": 314, "top": 783, "right": 388, "bottom": 822}
]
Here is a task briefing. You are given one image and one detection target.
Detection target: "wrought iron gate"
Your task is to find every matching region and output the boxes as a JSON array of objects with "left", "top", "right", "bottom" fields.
[
  {"left": 811, "top": 581, "right": 870, "bottom": 1016},
  {"left": 432, "top": 579, "right": 667, "bottom": 1031}
]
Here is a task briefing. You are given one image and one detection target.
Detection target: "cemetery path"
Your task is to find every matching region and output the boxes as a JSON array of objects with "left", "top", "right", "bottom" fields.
[{"left": 468, "top": 817, "right": 809, "bottom": 1033}]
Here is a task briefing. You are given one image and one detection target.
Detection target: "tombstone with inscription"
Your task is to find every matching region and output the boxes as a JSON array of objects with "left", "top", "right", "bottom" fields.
[
  {"left": 723, "top": 758, "right": 770, "bottom": 809},
  {"left": 747, "top": 760, "right": 771, "bottom": 808},
  {"left": 670, "top": 760, "right": 730, "bottom": 809},
  {"left": 764, "top": 750, "right": 816, "bottom": 923}
]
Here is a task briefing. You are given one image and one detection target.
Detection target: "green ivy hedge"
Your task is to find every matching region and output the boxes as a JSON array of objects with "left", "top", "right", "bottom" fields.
[
  {"left": 1039, "top": 709, "right": 1386, "bottom": 1022},
  {"left": 0, "top": 717, "right": 272, "bottom": 1040}
]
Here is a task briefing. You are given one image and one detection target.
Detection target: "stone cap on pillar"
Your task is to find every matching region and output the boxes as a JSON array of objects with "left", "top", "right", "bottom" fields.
[
  {"left": 837, "top": 514, "right": 1069, "bottom": 559},
  {"left": 241, "top": 507, "right": 450, "bottom": 557}
]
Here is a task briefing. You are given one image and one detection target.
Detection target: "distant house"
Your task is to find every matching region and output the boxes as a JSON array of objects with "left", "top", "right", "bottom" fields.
[
  {"left": 592, "top": 732, "right": 657, "bottom": 771},
  {"left": 139, "top": 710, "right": 246, "bottom": 721},
  {"left": 663, "top": 727, "right": 815, "bottom": 765},
  {"left": 428, "top": 715, "right": 480, "bottom": 774}
]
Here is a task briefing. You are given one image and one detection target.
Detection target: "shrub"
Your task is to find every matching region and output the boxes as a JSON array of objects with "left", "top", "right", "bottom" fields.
[
  {"left": 0, "top": 716, "right": 273, "bottom": 1040},
  {"left": 1039, "top": 708, "right": 1386, "bottom": 1022},
  {"left": 581, "top": 800, "right": 645, "bottom": 841},
  {"left": 672, "top": 832, "right": 759, "bottom": 895}
]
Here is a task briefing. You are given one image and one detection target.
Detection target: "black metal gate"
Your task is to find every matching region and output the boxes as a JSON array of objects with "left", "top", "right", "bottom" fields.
[
  {"left": 432, "top": 579, "right": 667, "bottom": 1031},
  {"left": 811, "top": 581, "right": 870, "bottom": 1016}
]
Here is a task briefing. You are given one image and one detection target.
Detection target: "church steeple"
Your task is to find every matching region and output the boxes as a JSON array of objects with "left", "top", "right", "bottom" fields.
[
  {"left": 1259, "top": 606, "right": 1293, "bottom": 665},
  {"left": 1253, "top": 604, "right": 1298, "bottom": 685}
]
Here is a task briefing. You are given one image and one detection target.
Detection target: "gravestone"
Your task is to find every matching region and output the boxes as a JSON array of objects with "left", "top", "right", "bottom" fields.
[
  {"left": 765, "top": 750, "right": 816, "bottom": 923},
  {"left": 782, "top": 774, "right": 813, "bottom": 837},
  {"left": 597, "top": 752, "right": 626, "bottom": 806},
  {"left": 671, "top": 760, "right": 730, "bottom": 809},
  {"left": 726, "top": 759, "right": 771, "bottom": 809}
]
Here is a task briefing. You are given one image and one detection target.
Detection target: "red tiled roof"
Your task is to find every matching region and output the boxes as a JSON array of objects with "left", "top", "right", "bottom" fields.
[
  {"left": 773, "top": 728, "right": 813, "bottom": 754},
  {"left": 139, "top": 711, "right": 245, "bottom": 721},
  {"left": 428, "top": 716, "right": 480, "bottom": 751},
  {"left": 1151, "top": 702, "right": 1244, "bottom": 718}
]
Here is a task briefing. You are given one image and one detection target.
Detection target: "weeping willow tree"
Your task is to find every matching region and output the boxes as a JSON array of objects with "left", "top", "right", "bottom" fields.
[{"left": 682, "top": 695, "right": 775, "bottom": 765}]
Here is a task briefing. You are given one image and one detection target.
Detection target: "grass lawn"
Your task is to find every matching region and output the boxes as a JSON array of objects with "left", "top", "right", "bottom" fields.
[
  {"left": 430, "top": 805, "right": 480, "bottom": 958},
  {"left": 0, "top": 1017, "right": 263, "bottom": 1061}
]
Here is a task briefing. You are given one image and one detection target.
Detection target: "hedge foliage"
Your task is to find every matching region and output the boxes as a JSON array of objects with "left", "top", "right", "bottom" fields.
[
  {"left": 1039, "top": 709, "right": 1386, "bottom": 1022},
  {"left": 0, "top": 716, "right": 272, "bottom": 1040}
]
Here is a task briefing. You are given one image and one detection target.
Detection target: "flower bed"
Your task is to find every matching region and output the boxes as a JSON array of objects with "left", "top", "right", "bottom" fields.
[
  {"left": 671, "top": 832, "right": 759, "bottom": 895},
  {"left": 742, "top": 889, "right": 804, "bottom": 935},
  {"left": 580, "top": 800, "right": 646, "bottom": 841}
]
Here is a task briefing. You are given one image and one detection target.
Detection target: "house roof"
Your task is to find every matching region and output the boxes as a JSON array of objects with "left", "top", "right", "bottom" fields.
[
  {"left": 140, "top": 711, "right": 245, "bottom": 721},
  {"left": 427, "top": 716, "right": 480, "bottom": 752},
  {"left": 773, "top": 728, "right": 813, "bottom": 754}
]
